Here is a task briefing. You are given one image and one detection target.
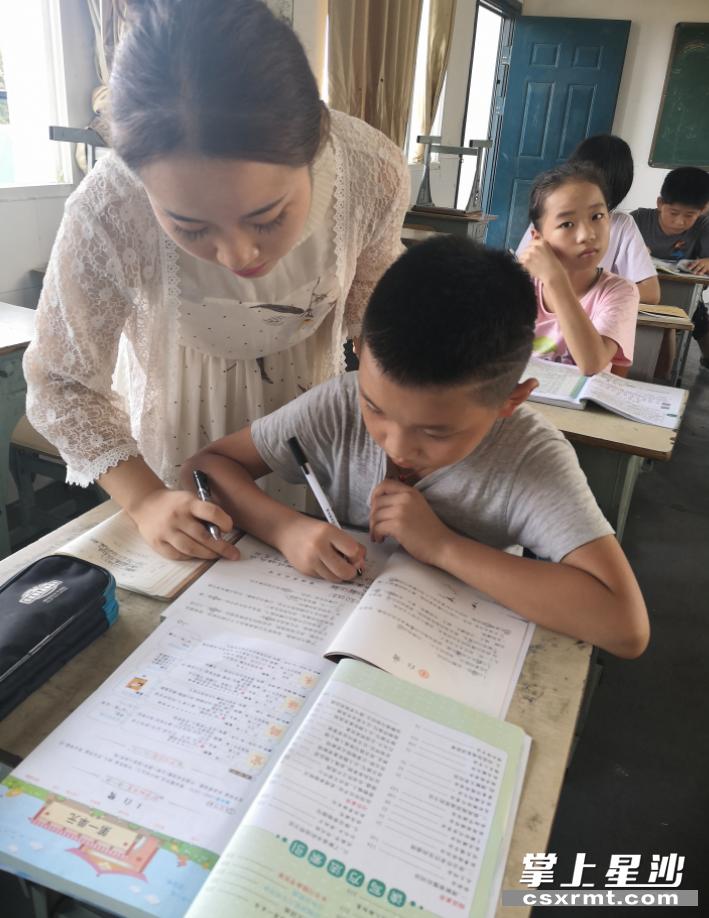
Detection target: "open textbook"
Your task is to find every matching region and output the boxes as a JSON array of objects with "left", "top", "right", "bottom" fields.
[
  {"left": 0, "top": 534, "right": 533, "bottom": 918},
  {"left": 521, "top": 357, "right": 686, "bottom": 428},
  {"left": 56, "top": 510, "right": 240, "bottom": 600},
  {"left": 651, "top": 257, "right": 696, "bottom": 276}
]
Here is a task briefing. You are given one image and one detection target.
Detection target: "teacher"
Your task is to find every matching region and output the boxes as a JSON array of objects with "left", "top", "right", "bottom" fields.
[{"left": 24, "top": 0, "right": 409, "bottom": 561}]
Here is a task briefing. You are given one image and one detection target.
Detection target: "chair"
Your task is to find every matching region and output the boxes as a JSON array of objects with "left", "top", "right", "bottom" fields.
[{"left": 8, "top": 415, "right": 107, "bottom": 550}]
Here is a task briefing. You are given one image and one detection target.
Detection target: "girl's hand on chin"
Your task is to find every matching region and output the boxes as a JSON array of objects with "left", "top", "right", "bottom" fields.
[{"left": 519, "top": 238, "right": 567, "bottom": 286}]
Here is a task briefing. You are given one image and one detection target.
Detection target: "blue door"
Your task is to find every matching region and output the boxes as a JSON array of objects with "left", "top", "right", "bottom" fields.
[{"left": 485, "top": 17, "right": 630, "bottom": 250}]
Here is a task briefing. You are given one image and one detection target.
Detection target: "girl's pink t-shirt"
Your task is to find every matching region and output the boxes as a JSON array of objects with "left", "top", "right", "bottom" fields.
[{"left": 533, "top": 271, "right": 639, "bottom": 371}]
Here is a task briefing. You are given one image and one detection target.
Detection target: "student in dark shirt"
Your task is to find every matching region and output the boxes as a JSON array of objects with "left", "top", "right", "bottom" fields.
[{"left": 632, "top": 167, "right": 709, "bottom": 373}]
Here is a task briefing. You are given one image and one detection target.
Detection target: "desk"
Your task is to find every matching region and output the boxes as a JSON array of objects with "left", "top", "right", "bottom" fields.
[
  {"left": 404, "top": 209, "right": 496, "bottom": 243},
  {"left": 657, "top": 274, "right": 709, "bottom": 386},
  {"left": 0, "top": 303, "right": 36, "bottom": 559},
  {"left": 0, "top": 500, "right": 592, "bottom": 918},
  {"left": 530, "top": 395, "right": 688, "bottom": 542},
  {"left": 631, "top": 305, "right": 694, "bottom": 382}
]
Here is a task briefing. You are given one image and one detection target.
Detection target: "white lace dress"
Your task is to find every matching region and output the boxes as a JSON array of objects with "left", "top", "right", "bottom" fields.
[{"left": 24, "top": 112, "right": 410, "bottom": 500}]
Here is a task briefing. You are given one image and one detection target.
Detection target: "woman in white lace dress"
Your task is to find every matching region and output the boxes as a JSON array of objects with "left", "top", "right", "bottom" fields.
[{"left": 24, "top": 0, "right": 409, "bottom": 560}]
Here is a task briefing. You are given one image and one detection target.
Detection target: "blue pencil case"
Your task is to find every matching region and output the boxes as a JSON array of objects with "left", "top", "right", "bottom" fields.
[{"left": 0, "top": 555, "right": 118, "bottom": 721}]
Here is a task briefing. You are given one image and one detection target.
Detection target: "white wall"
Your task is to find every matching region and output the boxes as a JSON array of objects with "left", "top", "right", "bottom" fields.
[
  {"left": 0, "top": 0, "right": 95, "bottom": 309},
  {"left": 520, "top": 0, "right": 709, "bottom": 213}
]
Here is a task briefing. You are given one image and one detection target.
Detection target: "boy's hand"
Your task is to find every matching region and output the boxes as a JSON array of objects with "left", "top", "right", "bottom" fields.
[
  {"left": 277, "top": 518, "right": 366, "bottom": 583},
  {"left": 687, "top": 257, "right": 709, "bottom": 275},
  {"left": 130, "top": 489, "right": 240, "bottom": 562},
  {"left": 369, "top": 480, "right": 454, "bottom": 567},
  {"left": 518, "top": 237, "right": 566, "bottom": 286}
]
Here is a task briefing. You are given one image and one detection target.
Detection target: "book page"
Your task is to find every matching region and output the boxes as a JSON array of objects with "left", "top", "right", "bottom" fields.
[
  {"left": 57, "top": 509, "right": 225, "bottom": 598},
  {"left": 583, "top": 372, "right": 685, "bottom": 429},
  {"left": 651, "top": 257, "right": 695, "bottom": 276},
  {"left": 183, "top": 661, "right": 529, "bottom": 918},
  {"left": 0, "top": 613, "right": 333, "bottom": 918},
  {"left": 326, "top": 551, "right": 534, "bottom": 719},
  {"left": 520, "top": 358, "right": 587, "bottom": 401},
  {"left": 162, "top": 532, "right": 395, "bottom": 656}
]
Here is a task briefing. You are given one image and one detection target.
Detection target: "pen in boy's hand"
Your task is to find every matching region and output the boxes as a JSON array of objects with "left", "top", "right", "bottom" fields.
[
  {"left": 287, "top": 436, "right": 363, "bottom": 577},
  {"left": 193, "top": 470, "right": 221, "bottom": 541}
]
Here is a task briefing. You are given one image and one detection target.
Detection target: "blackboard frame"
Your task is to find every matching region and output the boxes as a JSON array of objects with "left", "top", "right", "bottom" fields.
[{"left": 649, "top": 22, "right": 709, "bottom": 170}]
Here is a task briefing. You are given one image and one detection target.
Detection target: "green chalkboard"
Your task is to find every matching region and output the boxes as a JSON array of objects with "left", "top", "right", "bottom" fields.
[{"left": 649, "top": 22, "right": 709, "bottom": 169}]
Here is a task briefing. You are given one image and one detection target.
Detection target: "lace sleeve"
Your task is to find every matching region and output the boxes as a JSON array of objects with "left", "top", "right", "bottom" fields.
[
  {"left": 23, "top": 178, "right": 142, "bottom": 487},
  {"left": 344, "top": 141, "right": 410, "bottom": 339}
]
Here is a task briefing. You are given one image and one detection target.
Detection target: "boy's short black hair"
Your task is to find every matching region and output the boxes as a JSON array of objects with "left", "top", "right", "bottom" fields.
[
  {"left": 660, "top": 167, "right": 709, "bottom": 210},
  {"left": 360, "top": 235, "right": 536, "bottom": 407}
]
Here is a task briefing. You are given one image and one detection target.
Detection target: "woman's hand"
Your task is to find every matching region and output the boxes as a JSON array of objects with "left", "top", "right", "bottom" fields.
[
  {"left": 369, "top": 479, "right": 454, "bottom": 567},
  {"left": 130, "top": 489, "right": 240, "bottom": 561},
  {"left": 277, "top": 517, "right": 366, "bottom": 583},
  {"left": 518, "top": 237, "right": 567, "bottom": 286}
]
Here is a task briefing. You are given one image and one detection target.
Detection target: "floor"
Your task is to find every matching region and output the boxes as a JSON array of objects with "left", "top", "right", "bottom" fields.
[
  {"left": 533, "top": 345, "right": 709, "bottom": 914},
  {"left": 1, "top": 349, "right": 707, "bottom": 917}
]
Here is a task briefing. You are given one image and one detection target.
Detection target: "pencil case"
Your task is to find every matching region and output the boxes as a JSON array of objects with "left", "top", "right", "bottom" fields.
[{"left": 0, "top": 555, "right": 118, "bottom": 721}]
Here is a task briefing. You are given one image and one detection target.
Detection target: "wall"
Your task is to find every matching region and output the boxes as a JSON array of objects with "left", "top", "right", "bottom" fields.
[
  {"left": 0, "top": 0, "right": 94, "bottom": 309},
  {"left": 520, "top": 0, "right": 709, "bottom": 212}
]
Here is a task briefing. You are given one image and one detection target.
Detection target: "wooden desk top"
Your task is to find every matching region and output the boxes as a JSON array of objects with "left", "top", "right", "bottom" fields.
[
  {"left": 0, "top": 302, "right": 36, "bottom": 356},
  {"left": 529, "top": 392, "right": 688, "bottom": 461},
  {"left": 657, "top": 271, "right": 709, "bottom": 287},
  {"left": 0, "top": 502, "right": 591, "bottom": 918}
]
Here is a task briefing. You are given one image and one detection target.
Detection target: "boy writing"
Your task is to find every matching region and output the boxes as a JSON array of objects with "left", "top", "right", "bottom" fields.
[
  {"left": 181, "top": 236, "right": 649, "bottom": 659},
  {"left": 632, "top": 166, "right": 709, "bottom": 373}
]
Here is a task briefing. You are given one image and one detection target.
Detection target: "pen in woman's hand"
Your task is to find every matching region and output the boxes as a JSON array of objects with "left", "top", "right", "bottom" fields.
[{"left": 193, "top": 470, "right": 221, "bottom": 540}]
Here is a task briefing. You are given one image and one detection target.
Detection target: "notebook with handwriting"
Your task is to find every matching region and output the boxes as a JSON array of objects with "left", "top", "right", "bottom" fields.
[{"left": 56, "top": 509, "right": 239, "bottom": 600}]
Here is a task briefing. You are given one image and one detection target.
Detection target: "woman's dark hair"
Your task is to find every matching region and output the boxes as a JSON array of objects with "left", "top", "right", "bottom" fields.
[
  {"left": 567, "top": 134, "right": 633, "bottom": 210},
  {"left": 110, "top": 0, "right": 328, "bottom": 171},
  {"left": 528, "top": 162, "right": 611, "bottom": 231}
]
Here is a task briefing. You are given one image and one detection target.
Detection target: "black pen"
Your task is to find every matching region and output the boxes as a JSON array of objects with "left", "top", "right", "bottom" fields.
[
  {"left": 287, "top": 436, "right": 362, "bottom": 576},
  {"left": 193, "top": 470, "right": 220, "bottom": 541}
]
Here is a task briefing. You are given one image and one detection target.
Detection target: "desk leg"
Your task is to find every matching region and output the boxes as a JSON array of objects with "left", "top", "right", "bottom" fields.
[
  {"left": 673, "top": 285, "right": 702, "bottom": 387},
  {"left": 629, "top": 326, "right": 663, "bottom": 382},
  {"left": 0, "top": 350, "right": 29, "bottom": 559},
  {"left": 658, "top": 279, "right": 703, "bottom": 387},
  {"left": 571, "top": 443, "right": 642, "bottom": 544}
]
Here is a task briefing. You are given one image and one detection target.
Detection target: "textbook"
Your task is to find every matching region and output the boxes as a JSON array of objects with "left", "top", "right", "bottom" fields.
[
  {"left": 0, "top": 531, "right": 533, "bottom": 918},
  {"left": 56, "top": 509, "right": 240, "bottom": 600},
  {"left": 521, "top": 357, "right": 686, "bottom": 429},
  {"left": 651, "top": 257, "right": 696, "bottom": 276}
]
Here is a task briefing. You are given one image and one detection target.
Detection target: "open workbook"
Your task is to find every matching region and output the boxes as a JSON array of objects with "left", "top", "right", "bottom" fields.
[
  {"left": 0, "top": 532, "right": 533, "bottom": 918},
  {"left": 521, "top": 357, "right": 686, "bottom": 428},
  {"left": 651, "top": 257, "right": 697, "bottom": 276},
  {"left": 56, "top": 509, "right": 240, "bottom": 600}
]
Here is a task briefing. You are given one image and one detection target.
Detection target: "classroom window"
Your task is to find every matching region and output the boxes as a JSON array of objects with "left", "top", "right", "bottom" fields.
[
  {"left": 406, "top": 0, "right": 447, "bottom": 164},
  {"left": 0, "top": 0, "right": 71, "bottom": 186},
  {"left": 455, "top": 2, "right": 505, "bottom": 209}
]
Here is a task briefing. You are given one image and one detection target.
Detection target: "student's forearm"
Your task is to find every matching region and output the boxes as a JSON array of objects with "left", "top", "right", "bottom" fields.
[
  {"left": 543, "top": 274, "right": 617, "bottom": 375},
  {"left": 434, "top": 533, "right": 648, "bottom": 658},
  {"left": 180, "top": 452, "right": 302, "bottom": 550},
  {"left": 98, "top": 454, "right": 167, "bottom": 512},
  {"left": 637, "top": 275, "right": 661, "bottom": 305}
]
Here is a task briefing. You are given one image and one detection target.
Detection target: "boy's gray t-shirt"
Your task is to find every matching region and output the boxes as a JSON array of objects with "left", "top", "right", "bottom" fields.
[
  {"left": 631, "top": 208, "right": 709, "bottom": 260},
  {"left": 251, "top": 373, "right": 613, "bottom": 563}
]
